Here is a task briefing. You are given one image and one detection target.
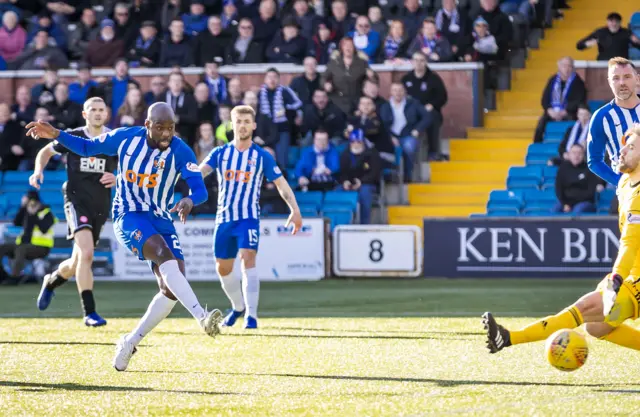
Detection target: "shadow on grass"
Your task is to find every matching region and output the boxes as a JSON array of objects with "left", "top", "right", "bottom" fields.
[
  {"left": 0, "top": 340, "right": 116, "bottom": 347},
  {"left": 268, "top": 326, "right": 483, "bottom": 336},
  {"left": 594, "top": 389, "right": 640, "bottom": 394},
  {"left": 0, "top": 380, "right": 239, "bottom": 395},
  {"left": 129, "top": 371, "right": 612, "bottom": 388},
  {"left": 154, "top": 332, "right": 475, "bottom": 341}
]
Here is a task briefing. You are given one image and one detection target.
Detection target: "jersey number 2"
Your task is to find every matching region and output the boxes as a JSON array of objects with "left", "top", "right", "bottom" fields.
[{"left": 171, "top": 234, "right": 183, "bottom": 253}]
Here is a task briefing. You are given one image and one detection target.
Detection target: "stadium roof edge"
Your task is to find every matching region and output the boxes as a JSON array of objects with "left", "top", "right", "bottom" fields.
[{"left": 0, "top": 62, "right": 484, "bottom": 79}]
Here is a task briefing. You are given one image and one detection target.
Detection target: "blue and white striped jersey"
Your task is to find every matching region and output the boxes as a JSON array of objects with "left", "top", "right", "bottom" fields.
[
  {"left": 204, "top": 143, "right": 283, "bottom": 224},
  {"left": 60, "top": 126, "right": 203, "bottom": 220},
  {"left": 587, "top": 100, "right": 640, "bottom": 186}
]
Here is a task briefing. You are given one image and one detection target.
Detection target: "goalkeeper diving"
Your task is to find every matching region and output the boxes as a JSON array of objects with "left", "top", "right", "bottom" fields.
[{"left": 484, "top": 124, "right": 640, "bottom": 353}]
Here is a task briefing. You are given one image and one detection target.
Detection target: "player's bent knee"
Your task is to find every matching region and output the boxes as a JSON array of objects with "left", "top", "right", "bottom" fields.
[
  {"left": 575, "top": 291, "right": 605, "bottom": 320},
  {"left": 77, "top": 246, "right": 94, "bottom": 264},
  {"left": 585, "top": 322, "right": 615, "bottom": 338},
  {"left": 216, "top": 258, "right": 234, "bottom": 276},
  {"left": 160, "top": 286, "right": 177, "bottom": 301}
]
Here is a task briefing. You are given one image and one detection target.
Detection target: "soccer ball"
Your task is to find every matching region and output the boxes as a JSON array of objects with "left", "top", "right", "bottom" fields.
[{"left": 545, "top": 329, "right": 589, "bottom": 372}]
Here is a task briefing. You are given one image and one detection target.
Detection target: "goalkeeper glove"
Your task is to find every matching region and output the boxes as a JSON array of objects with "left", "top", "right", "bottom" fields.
[{"left": 603, "top": 273, "right": 623, "bottom": 317}]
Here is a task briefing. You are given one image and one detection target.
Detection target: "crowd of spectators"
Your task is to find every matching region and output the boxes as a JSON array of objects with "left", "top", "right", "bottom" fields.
[{"left": 0, "top": 0, "right": 588, "bottom": 223}]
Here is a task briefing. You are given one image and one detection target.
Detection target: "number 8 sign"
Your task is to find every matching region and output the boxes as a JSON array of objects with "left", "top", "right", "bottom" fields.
[{"left": 332, "top": 225, "right": 423, "bottom": 277}]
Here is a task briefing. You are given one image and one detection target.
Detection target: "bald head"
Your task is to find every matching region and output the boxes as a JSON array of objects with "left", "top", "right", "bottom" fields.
[
  {"left": 145, "top": 102, "right": 176, "bottom": 150},
  {"left": 147, "top": 102, "right": 175, "bottom": 123}
]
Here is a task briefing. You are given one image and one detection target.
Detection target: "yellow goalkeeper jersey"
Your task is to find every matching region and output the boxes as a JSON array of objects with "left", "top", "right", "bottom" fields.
[{"left": 614, "top": 174, "right": 640, "bottom": 278}]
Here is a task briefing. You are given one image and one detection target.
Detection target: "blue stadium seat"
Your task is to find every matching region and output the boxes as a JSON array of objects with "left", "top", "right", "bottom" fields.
[
  {"left": 335, "top": 142, "right": 348, "bottom": 155},
  {"left": 597, "top": 188, "right": 616, "bottom": 210},
  {"left": 323, "top": 190, "right": 358, "bottom": 211},
  {"left": 588, "top": 99, "right": 607, "bottom": 113},
  {"left": 542, "top": 165, "right": 558, "bottom": 189},
  {"left": 3, "top": 192, "right": 27, "bottom": 207},
  {"left": 523, "top": 189, "right": 557, "bottom": 211},
  {"left": 294, "top": 191, "right": 323, "bottom": 211},
  {"left": 545, "top": 121, "right": 574, "bottom": 134},
  {"left": 486, "top": 209, "right": 519, "bottom": 217},
  {"left": 2, "top": 171, "right": 35, "bottom": 192},
  {"left": 544, "top": 121, "right": 574, "bottom": 141},
  {"left": 40, "top": 191, "right": 65, "bottom": 206},
  {"left": 39, "top": 170, "right": 68, "bottom": 190},
  {"left": 288, "top": 147, "right": 300, "bottom": 170},
  {"left": 300, "top": 207, "right": 318, "bottom": 217},
  {"left": 51, "top": 206, "right": 66, "bottom": 220},
  {"left": 523, "top": 210, "right": 557, "bottom": 217},
  {"left": 507, "top": 166, "right": 542, "bottom": 190},
  {"left": 323, "top": 210, "right": 353, "bottom": 230},
  {"left": 526, "top": 143, "right": 558, "bottom": 165},
  {"left": 487, "top": 190, "right": 523, "bottom": 211}
]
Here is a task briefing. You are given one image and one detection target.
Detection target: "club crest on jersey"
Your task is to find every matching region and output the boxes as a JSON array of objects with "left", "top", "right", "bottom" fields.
[
  {"left": 186, "top": 162, "right": 199, "bottom": 172},
  {"left": 628, "top": 212, "right": 640, "bottom": 224},
  {"left": 131, "top": 229, "right": 143, "bottom": 242},
  {"left": 153, "top": 158, "right": 165, "bottom": 170},
  {"left": 274, "top": 166, "right": 281, "bottom": 175}
]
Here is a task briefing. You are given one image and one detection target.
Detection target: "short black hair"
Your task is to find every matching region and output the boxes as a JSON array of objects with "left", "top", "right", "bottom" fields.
[
  {"left": 266, "top": 67, "right": 280, "bottom": 76},
  {"left": 314, "top": 128, "right": 329, "bottom": 136},
  {"left": 607, "top": 12, "right": 622, "bottom": 21}
]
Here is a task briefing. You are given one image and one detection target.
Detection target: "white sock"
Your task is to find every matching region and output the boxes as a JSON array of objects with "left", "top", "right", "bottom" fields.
[
  {"left": 220, "top": 272, "right": 245, "bottom": 312},
  {"left": 159, "top": 260, "right": 205, "bottom": 321},
  {"left": 126, "top": 292, "right": 177, "bottom": 346},
  {"left": 242, "top": 268, "right": 259, "bottom": 318}
]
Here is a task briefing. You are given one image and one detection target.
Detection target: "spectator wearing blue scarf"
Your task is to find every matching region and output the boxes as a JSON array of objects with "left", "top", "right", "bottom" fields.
[
  {"left": 381, "top": 20, "right": 409, "bottom": 63},
  {"left": 126, "top": 21, "right": 161, "bottom": 67},
  {"left": 296, "top": 129, "right": 340, "bottom": 192},
  {"left": 533, "top": 56, "right": 587, "bottom": 143},
  {"left": 200, "top": 61, "right": 228, "bottom": 104},
  {"left": 182, "top": 0, "right": 208, "bottom": 37}
]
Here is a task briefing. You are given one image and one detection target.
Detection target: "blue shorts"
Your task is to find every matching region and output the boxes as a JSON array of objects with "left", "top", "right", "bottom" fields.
[
  {"left": 213, "top": 219, "right": 260, "bottom": 259},
  {"left": 114, "top": 212, "right": 184, "bottom": 265}
]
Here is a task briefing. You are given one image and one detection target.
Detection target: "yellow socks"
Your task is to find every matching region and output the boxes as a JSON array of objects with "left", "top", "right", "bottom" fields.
[
  {"left": 601, "top": 324, "right": 640, "bottom": 351},
  {"left": 510, "top": 306, "right": 583, "bottom": 345}
]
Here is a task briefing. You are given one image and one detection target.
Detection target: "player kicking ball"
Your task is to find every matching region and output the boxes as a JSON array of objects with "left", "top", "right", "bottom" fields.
[
  {"left": 484, "top": 125, "right": 640, "bottom": 355},
  {"left": 199, "top": 105, "right": 302, "bottom": 329},
  {"left": 25, "top": 103, "right": 223, "bottom": 371},
  {"left": 31, "top": 97, "right": 117, "bottom": 327}
]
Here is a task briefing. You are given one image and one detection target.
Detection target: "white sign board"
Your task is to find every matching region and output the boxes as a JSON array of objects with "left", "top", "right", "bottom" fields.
[
  {"left": 3, "top": 218, "right": 326, "bottom": 282},
  {"left": 332, "top": 225, "right": 422, "bottom": 277}
]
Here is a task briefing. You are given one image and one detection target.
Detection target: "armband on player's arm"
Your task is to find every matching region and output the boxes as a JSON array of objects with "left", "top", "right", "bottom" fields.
[{"left": 185, "top": 176, "right": 208, "bottom": 206}]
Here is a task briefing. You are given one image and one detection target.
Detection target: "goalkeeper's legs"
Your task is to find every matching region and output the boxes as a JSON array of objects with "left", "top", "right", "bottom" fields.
[{"left": 483, "top": 291, "right": 606, "bottom": 353}]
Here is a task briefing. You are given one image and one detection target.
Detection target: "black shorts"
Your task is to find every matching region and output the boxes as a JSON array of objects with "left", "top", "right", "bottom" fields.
[{"left": 64, "top": 197, "right": 109, "bottom": 246}]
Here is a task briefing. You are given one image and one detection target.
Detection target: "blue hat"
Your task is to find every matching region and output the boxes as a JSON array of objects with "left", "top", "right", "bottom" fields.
[
  {"left": 474, "top": 16, "right": 488, "bottom": 26},
  {"left": 101, "top": 18, "right": 115, "bottom": 29},
  {"left": 349, "top": 128, "right": 364, "bottom": 142}
]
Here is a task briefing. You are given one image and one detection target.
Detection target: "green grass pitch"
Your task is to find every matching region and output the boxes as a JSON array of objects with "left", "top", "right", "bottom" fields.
[{"left": 2, "top": 278, "right": 640, "bottom": 416}]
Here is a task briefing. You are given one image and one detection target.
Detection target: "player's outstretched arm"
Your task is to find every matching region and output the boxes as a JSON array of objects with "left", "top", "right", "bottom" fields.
[
  {"left": 25, "top": 120, "right": 120, "bottom": 157},
  {"left": 30, "top": 143, "right": 59, "bottom": 189},
  {"left": 273, "top": 176, "right": 302, "bottom": 234}
]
